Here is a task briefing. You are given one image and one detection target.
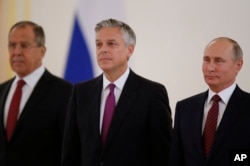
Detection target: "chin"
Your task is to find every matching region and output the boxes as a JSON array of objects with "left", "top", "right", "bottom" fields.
[{"left": 100, "top": 64, "right": 112, "bottom": 71}]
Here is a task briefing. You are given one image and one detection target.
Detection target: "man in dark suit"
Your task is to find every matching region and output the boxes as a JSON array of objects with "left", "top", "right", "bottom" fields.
[
  {"left": 169, "top": 37, "right": 250, "bottom": 166},
  {"left": 0, "top": 21, "right": 72, "bottom": 166},
  {"left": 62, "top": 18, "right": 172, "bottom": 166}
]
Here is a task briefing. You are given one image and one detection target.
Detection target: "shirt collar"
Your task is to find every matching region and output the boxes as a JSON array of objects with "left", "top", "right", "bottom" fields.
[
  {"left": 15, "top": 65, "right": 45, "bottom": 88},
  {"left": 103, "top": 67, "right": 130, "bottom": 90},
  {"left": 208, "top": 83, "right": 236, "bottom": 104}
]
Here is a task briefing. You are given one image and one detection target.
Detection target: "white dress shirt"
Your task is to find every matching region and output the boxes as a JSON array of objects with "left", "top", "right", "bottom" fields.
[
  {"left": 4, "top": 66, "right": 45, "bottom": 127},
  {"left": 202, "top": 83, "right": 236, "bottom": 133},
  {"left": 99, "top": 68, "right": 130, "bottom": 132}
]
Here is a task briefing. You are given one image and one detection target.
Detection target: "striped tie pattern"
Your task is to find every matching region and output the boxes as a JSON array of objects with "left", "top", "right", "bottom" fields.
[{"left": 203, "top": 94, "right": 221, "bottom": 157}]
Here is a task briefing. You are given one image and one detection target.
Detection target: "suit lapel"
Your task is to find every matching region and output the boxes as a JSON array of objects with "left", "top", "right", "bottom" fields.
[
  {"left": 85, "top": 76, "right": 103, "bottom": 143},
  {"left": 193, "top": 92, "right": 208, "bottom": 158},
  {"left": 12, "top": 70, "right": 53, "bottom": 138},
  {"left": 89, "top": 77, "right": 103, "bottom": 128},
  {"left": 0, "top": 79, "right": 14, "bottom": 142}
]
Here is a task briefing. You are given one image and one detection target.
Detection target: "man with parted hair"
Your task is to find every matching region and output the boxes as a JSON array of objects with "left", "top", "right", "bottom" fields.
[{"left": 62, "top": 18, "right": 172, "bottom": 166}]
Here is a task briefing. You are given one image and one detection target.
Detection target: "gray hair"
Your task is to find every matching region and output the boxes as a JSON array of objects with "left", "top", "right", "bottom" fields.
[
  {"left": 95, "top": 18, "right": 136, "bottom": 47},
  {"left": 9, "top": 20, "right": 45, "bottom": 46},
  {"left": 207, "top": 37, "right": 243, "bottom": 61}
]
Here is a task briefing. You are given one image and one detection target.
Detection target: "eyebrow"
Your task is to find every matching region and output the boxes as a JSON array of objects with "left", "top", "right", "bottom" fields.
[{"left": 96, "top": 39, "right": 117, "bottom": 42}]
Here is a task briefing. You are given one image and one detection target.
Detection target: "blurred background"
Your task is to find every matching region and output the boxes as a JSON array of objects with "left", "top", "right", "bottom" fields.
[{"left": 1, "top": 0, "right": 250, "bottom": 116}]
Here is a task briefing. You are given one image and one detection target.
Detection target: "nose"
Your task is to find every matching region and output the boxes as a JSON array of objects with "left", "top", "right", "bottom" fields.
[
  {"left": 9, "top": 45, "right": 23, "bottom": 55},
  {"left": 98, "top": 46, "right": 108, "bottom": 55},
  {"left": 13, "top": 46, "right": 23, "bottom": 55},
  {"left": 207, "top": 62, "right": 215, "bottom": 72}
]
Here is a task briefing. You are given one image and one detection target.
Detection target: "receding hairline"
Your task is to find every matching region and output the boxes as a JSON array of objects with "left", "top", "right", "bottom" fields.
[
  {"left": 205, "top": 37, "right": 243, "bottom": 60},
  {"left": 8, "top": 21, "right": 45, "bottom": 46}
]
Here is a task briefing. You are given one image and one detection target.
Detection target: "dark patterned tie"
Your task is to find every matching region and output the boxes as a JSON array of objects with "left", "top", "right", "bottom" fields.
[
  {"left": 6, "top": 79, "right": 26, "bottom": 141},
  {"left": 203, "top": 94, "right": 221, "bottom": 157},
  {"left": 101, "top": 84, "right": 116, "bottom": 144}
]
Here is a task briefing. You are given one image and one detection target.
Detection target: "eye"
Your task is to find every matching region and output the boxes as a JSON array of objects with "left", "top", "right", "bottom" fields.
[
  {"left": 96, "top": 42, "right": 102, "bottom": 48},
  {"left": 107, "top": 41, "right": 117, "bottom": 47},
  {"left": 215, "top": 58, "right": 223, "bottom": 63},
  {"left": 8, "top": 43, "right": 16, "bottom": 50},
  {"left": 203, "top": 57, "right": 210, "bottom": 62},
  {"left": 20, "top": 43, "right": 29, "bottom": 49}
]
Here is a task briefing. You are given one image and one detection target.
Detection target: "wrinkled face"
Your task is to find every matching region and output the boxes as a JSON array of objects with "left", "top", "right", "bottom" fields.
[
  {"left": 202, "top": 40, "right": 243, "bottom": 92},
  {"left": 95, "top": 27, "right": 134, "bottom": 75},
  {"left": 8, "top": 25, "right": 45, "bottom": 77}
]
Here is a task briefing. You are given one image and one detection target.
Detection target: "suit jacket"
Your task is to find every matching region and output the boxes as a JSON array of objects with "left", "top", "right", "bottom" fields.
[
  {"left": 0, "top": 70, "right": 72, "bottom": 166},
  {"left": 169, "top": 85, "right": 250, "bottom": 166},
  {"left": 62, "top": 70, "right": 172, "bottom": 166}
]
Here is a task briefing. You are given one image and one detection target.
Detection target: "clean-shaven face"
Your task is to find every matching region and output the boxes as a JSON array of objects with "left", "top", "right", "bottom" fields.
[
  {"left": 8, "top": 25, "right": 45, "bottom": 77},
  {"left": 202, "top": 40, "right": 242, "bottom": 92},
  {"left": 95, "top": 27, "right": 133, "bottom": 76}
]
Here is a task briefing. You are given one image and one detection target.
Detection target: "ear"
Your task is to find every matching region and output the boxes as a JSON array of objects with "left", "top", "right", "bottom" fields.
[
  {"left": 236, "top": 59, "right": 243, "bottom": 71},
  {"left": 40, "top": 46, "right": 46, "bottom": 58},
  {"left": 127, "top": 44, "right": 135, "bottom": 59}
]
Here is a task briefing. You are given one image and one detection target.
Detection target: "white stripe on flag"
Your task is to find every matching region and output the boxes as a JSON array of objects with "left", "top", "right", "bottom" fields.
[{"left": 76, "top": 0, "right": 125, "bottom": 76}]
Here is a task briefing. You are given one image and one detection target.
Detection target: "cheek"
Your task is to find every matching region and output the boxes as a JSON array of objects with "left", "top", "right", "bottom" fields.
[
  {"left": 117, "top": 54, "right": 128, "bottom": 63},
  {"left": 202, "top": 64, "right": 207, "bottom": 72},
  {"left": 38, "top": 54, "right": 43, "bottom": 62},
  {"left": 220, "top": 65, "right": 232, "bottom": 73},
  {"left": 23, "top": 56, "right": 37, "bottom": 68},
  {"left": 117, "top": 49, "right": 128, "bottom": 59},
  {"left": 230, "top": 67, "right": 239, "bottom": 77},
  {"left": 96, "top": 51, "right": 101, "bottom": 59},
  {"left": 32, "top": 50, "right": 43, "bottom": 62},
  {"left": 96, "top": 49, "right": 100, "bottom": 55}
]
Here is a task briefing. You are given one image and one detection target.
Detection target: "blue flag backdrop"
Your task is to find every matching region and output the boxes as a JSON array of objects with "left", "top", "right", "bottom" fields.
[
  {"left": 64, "top": 0, "right": 125, "bottom": 84},
  {"left": 64, "top": 16, "right": 93, "bottom": 83}
]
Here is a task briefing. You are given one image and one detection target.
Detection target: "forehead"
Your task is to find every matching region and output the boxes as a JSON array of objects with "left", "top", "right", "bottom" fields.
[
  {"left": 204, "top": 40, "right": 233, "bottom": 58},
  {"left": 96, "top": 27, "right": 122, "bottom": 40},
  {"left": 9, "top": 25, "right": 35, "bottom": 41}
]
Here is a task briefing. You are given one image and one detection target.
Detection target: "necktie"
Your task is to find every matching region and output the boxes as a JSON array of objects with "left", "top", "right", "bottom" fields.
[
  {"left": 203, "top": 94, "right": 221, "bottom": 157},
  {"left": 101, "top": 83, "right": 116, "bottom": 144},
  {"left": 6, "top": 79, "right": 26, "bottom": 141}
]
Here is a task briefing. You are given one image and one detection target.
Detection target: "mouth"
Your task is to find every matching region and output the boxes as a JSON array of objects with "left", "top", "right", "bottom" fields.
[
  {"left": 12, "top": 56, "right": 24, "bottom": 62},
  {"left": 205, "top": 75, "right": 218, "bottom": 80},
  {"left": 12, "top": 60, "right": 25, "bottom": 66},
  {"left": 99, "top": 57, "right": 112, "bottom": 61},
  {"left": 13, "top": 60, "right": 24, "bottom": 63}
]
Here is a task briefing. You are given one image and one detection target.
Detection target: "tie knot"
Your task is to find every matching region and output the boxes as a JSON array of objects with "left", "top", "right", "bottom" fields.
[
  {"left": 212, "top": 95, "right": 221, "bottom": 102},
  {"left": 17, "top": 79, "right": 26, "bottom": 88},
  {"left": 108, "top": 83, "right": 115, "bottom": 92}
]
